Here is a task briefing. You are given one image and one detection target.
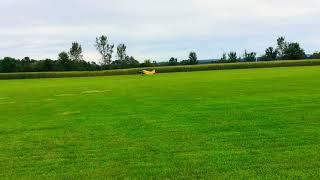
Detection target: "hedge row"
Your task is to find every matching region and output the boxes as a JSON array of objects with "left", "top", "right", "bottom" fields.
[{"left": 1, "top": 59, "right": 320, "bottom": 80}]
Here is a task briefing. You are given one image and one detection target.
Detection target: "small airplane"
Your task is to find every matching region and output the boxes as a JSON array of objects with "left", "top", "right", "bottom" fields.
[{"left": 140, "top": 70, "right": 156, "bottom": 75}]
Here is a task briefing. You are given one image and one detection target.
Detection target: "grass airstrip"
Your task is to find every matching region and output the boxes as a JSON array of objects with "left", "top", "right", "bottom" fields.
[{"left": 1, "top": 66, "right": 320, "bottom": 178}]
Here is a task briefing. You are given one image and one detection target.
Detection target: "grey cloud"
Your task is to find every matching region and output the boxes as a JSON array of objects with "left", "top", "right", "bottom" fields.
[{"left": 0, "top": 0, "right": 319, "bottom": 61}]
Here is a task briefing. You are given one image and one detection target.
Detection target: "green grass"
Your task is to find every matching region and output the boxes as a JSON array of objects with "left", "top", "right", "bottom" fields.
[{"left": 1, "top": 66, "right": 320, "bottom": 179}]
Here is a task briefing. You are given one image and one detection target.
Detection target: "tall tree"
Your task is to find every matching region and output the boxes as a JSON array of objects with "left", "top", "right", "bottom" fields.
[
  {"left": 188, "top": 51, "right": 198, "bottom": 65},
  {"left": 95, "top": 35, "right": 114, "bottom": 65},
  {"left": 69, "top": 42, "right": 83, "bottom": 61},
  {"left": 117, "top": 44, "right": 127, "bottom": 62},
  {"left": 220, "top": 53, "right": 227, "bottom": 61},
  {"left": 228, "top": 52, "right": 238, "bottom": 62},
  {"left": 58, "top": 51, "right": 71, "bottom": 71},
  {"left": 277, "top": 36, "right": 287, "bottom": 59},
  {"left": 265, "top": 47, "right": 278, "bottom": 61}
]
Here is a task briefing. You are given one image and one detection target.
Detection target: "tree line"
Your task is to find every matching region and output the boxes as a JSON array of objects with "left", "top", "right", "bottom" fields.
[
  {"left": 1, "top": 36, "right": 319, "bottom": 73},
  {"left": 215, "top": 37, "right": 320, "bottom": 63}
]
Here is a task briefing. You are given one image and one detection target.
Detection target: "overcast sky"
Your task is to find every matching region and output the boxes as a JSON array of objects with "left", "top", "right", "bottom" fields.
[{"left": 0, "top": 0, "right": 319, "bottom": 62}]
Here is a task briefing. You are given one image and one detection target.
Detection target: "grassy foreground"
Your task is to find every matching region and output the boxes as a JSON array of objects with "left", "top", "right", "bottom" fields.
[{"left": 1, "top": 66, "right": 320, "bottom": 178}]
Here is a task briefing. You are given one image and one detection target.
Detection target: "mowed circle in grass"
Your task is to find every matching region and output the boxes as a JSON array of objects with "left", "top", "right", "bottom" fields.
[{"left": 0, "top": 66, "right": 320, "bottom": 179}]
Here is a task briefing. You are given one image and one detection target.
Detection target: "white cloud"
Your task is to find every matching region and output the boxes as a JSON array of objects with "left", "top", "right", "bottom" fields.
[{"left": 0, "top": 0, "right": 319, "bottom": 61}]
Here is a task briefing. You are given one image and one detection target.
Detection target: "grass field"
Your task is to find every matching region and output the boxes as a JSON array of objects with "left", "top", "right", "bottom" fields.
[{"left": 1, "top": 66, "right": 320, "bottom": 178}]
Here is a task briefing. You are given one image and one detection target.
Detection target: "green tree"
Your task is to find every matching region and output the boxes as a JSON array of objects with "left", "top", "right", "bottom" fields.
[
  {"left": 152, "top": 60, "right": 158, "bottom": 66},
  {"left": 189, "top": 51, "right": 198, "bottom": 65},
  {"left": 243, "top": 50, "right": 257, "bottom": 62},
  {"left": 310, "top": 52, "right": 320, "bottom": 59},
  {"left": 228, "top": 52, "right": 238, "bottom": 62},
  {"left": 265, "top": 47, "right": 278, "bottom": 61},
  {"left": 0, "top": 57, "right": 17, "bottom": 72},
  {"left": 127, "top": 56, "right": 140, "bottom": 67},
  {"left": 220, "top": 53, "right": 227, "bottom": 61},
  {"left": 20, "top": 57, "right": 33, "bottom": 72},
  {"left": 180, "top": 60, "right": 190, "bottom": 65},
  {"left": 36, "top": 59, "right": 55, "bottom": 72},
  {"left": 168, "top": 57, "right": 178, "bottom": 66},
  {"left": 113, "top": 44, "right": 139, "bottom": 68},
  {"left": 277, "top": 36, "right": 287, "bottom": 59},
  {"left": 58, "top": 51, "right": 72, "bottom": 71},
  {"left": 141, "top": 59, "right": 153, "bottom": 67},
  {"left": 69, "top": 42, "right": 83, "bottom": 62},
  {"left": 95, "top": 35, "right": 114, "bottom": 65},
  {"left": 283, "top": 42, "right": 306, "bottom": 60},
  {"left": 117, "top": 44, "right": 127, "bottom": 62}
]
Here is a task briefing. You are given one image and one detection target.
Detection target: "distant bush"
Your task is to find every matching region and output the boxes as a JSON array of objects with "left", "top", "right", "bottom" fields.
[
  {"left": 310, "top": 52, "right": 320, "bottom": 59},
  {"left": 1, "top": 59, "right": 320, "bottom": 80}
]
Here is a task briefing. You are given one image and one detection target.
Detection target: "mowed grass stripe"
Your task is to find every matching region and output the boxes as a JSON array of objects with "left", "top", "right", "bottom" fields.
[{"left": 0, "top": 66, "right": 320, "bottom": 178}]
